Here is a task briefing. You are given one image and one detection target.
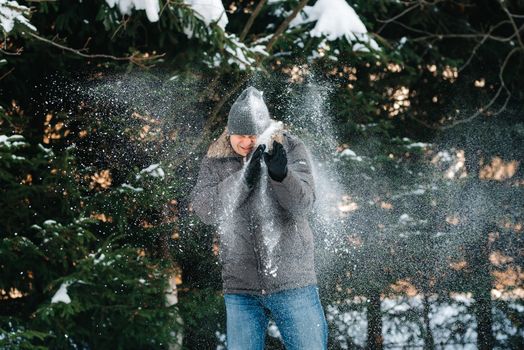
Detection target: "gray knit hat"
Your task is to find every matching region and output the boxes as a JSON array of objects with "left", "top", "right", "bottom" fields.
[{"left": 227, "top": 86, "right": 271, "bottom": 135}]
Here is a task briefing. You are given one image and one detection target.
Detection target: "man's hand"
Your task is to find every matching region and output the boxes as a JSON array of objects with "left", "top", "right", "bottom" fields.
[
  {"left": 263, "top": 141, "right": 288, "bottom": 182},
  {"left": 244, "top": 144, "right": 265, "bottom": 188}
]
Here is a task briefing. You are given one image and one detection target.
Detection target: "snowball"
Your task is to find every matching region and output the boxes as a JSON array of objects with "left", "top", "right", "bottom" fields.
[{"left": 256, "top": 120, "right": 284, "bottom": 148}]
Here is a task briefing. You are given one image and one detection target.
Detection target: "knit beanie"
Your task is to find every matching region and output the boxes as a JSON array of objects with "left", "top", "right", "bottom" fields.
[{"left": 227, "top": 86, "right": 271, "bottom": 135}]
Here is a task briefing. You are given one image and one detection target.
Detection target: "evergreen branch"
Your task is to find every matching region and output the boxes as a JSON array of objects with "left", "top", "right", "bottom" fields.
[
  {"left": 199, "top": 0, "right": 269, "bottom": 106},
  {"left": 0, "top": 67, "right": 14, "bottom": 80},
  {"left": 0, "top": 48, "right": 22, "bottom": 55},
  {"left": 266, "top": 0, "right": 308, "bottom": 52},
  {"left": 239, "top": 0, "right": 267, "bottom": 42},
  {"left": 159, "top": 0, "right": 175, "bottom": 16},
  {"left": 25, "top": 32, "right": 165, "bottom": 67}
]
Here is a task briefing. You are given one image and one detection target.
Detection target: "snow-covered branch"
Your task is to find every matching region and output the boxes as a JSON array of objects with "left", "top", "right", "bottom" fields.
[
  {"left": 289, "top": 0, "right": 380, "bottom": 52},
  {"left": 0, "top": 0, "right": 36, "bottom": 33},
  {"left": 105, "top": 0, "right": 161, "bottom": 22}
]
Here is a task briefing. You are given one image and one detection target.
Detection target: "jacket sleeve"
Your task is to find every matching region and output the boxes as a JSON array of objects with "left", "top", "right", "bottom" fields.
[
  {"left": 268, "top": 135, "right": 315, "bottom": 217},
  {"left": 190, "top": 157, "right": 250, "bottom": 225}
]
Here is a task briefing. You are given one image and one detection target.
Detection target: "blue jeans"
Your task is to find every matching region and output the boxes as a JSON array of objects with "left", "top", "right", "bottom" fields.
[{"left": 224, "top": 285, "right": 328, "bottom": 350}]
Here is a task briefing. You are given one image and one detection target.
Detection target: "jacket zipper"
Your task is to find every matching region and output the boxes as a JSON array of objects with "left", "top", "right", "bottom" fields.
[
  {"left": 250, "top": 219, "right": 266, "bottom": 295},
  {"left": 244, "top": 154, "right": 266, "bottom": 295}
]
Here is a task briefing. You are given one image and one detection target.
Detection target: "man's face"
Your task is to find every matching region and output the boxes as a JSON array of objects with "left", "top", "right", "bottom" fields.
[{"left": 230, "top": 134, "right": 257, "bottom": 157}]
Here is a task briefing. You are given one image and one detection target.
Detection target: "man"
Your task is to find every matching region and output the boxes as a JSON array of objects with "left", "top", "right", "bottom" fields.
[{"left": 191, "top": 86, "right": 328, "bottom": 350}]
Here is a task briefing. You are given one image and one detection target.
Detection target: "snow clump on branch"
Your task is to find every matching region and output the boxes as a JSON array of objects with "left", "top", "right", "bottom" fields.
[
  {"left": 104, "top": 0, "right": 229, "bottom": 29},
  {"left": 105, "top": 0, "right": 161, "bottom": 22},
  {"left": 290, "top": 0, "right": 380, "bottom": 52},
  {"left": 0, "top": 0, "right": 36, "bottom": 33},
  {"left": 184, "top": 0, "right": 228, "bottom": 30}
]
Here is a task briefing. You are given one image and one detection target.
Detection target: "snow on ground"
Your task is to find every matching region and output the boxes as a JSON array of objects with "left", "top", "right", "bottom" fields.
[
  {"left": 322, "top": 294, "right": 522, "bottom": 349},
  {"left": 265, "top": 293, "right": 522, "bottom": 348},
  {"left": 326, "top": 302, "right": 367, "bottom": 348},
  {"left": 398, "top": 213, "right": 413, "bottom": 224},
  {"left": 391, "top": 185, "right": 437, "bottom": 200},
  {"left": 215, "top": 330, "right": 227, "bottom": 350},
  {"left": 290, "top": 0, "right": 379, "bottom": 51}
]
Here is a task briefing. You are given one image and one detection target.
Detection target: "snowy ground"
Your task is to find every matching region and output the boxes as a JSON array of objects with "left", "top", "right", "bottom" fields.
[{"left": 325, "top": 294, "right": 523, "bottom": 349}]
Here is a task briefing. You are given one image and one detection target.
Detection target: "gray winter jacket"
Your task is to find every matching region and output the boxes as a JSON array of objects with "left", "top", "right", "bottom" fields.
[{"left": 190, "top": 129, "right": 317, "bottom": 295}]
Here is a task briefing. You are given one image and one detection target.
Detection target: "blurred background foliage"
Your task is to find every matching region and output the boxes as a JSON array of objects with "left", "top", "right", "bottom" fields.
[{"left": 1, "top": 0, "right": 523, "bottom": 349}]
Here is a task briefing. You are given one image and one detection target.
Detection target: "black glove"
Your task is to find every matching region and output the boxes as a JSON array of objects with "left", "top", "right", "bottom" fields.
[
  {"left": 263, "top": 141, "right": 288, "bottom": 182},
  {"left": 244, "top": 144, "right": 265, "bottom": 188}
]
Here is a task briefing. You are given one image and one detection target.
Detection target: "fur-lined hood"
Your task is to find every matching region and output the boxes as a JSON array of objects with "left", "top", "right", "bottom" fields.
[{"left": 207, "top": 127, "right": 285, "bottom": 158}]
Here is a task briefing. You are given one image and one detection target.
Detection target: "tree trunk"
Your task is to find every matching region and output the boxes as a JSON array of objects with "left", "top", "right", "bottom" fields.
[
  {"left": 475, "top": 291, "right": 494, "bottom": 350},
  {"left": 423, "top": 293, "right": 435, "bottom": 350},
  {"left": 463, "top": 146, "right": 494, "bottom": 350},
  {"left": 474, "top": 226, "right": 494, "bottom": 350},
  {"left": 367, "top": 290, "right": 383, "bottom": 350}
]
